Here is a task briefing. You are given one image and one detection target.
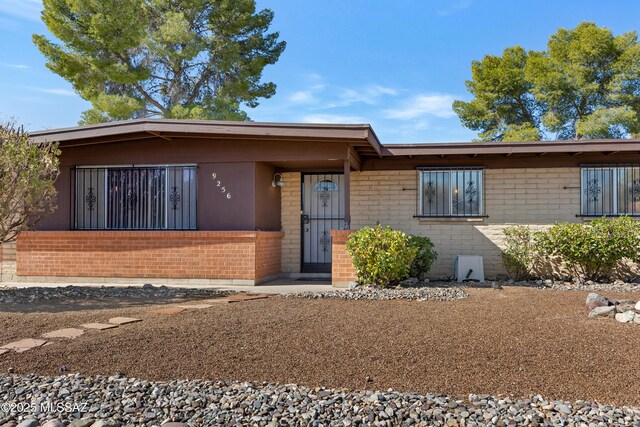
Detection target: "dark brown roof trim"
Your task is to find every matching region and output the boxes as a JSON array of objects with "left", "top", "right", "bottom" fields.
[
  {"left": 30, "top": 118, "right": 383, "bottom": 155},
  {"left": 381, "top": 139, "right": 640, "bottom": 157},
  {"left": 29, "top": 118, "right": 640, "bottom": 158}
]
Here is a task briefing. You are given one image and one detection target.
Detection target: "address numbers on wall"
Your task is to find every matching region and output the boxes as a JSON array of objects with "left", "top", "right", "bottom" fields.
[{"left": 211, "top": 172, "right": 232, "bottom": 199}]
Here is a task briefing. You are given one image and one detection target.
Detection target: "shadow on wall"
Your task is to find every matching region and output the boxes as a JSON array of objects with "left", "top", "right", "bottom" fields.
[
  {"left": 437, "top": 224, "right": 640, "bottom": 282},
  {"left": 395, "top": 223, "right": 516, "bottom": 280}
]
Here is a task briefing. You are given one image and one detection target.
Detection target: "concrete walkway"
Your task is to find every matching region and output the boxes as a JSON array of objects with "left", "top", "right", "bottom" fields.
[{"left": 0, "top": 278, "right": 335, "bottom": 294}]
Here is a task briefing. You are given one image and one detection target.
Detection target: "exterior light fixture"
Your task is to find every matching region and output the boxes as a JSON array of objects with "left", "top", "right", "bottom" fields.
[{"left": 272, "top": 173, "right": 285, "bottom": 187}]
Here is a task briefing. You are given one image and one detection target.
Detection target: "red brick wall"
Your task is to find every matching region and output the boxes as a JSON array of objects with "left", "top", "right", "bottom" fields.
[
  {"left": 255, "top": 232, "right": 282, "bottom": 279},
  {"left": 330, "top": 230, "right": 356, "bottom": 287},
  {"left": 17, "top": 231, "right": 283, "bottom": 281}
]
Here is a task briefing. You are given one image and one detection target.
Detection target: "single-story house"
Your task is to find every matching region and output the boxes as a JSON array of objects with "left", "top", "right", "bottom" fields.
[{"left": 1, "top": 119, "right": 639, "bottom": 287}]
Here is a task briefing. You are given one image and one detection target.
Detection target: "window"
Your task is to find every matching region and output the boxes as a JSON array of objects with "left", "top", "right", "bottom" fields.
[
  {"left": 418, "top": 167, "right": 484, "bottom": 217},
  {"left": 75, "top": 165, "right": 197, "bottom": 230},
  {"left": 581, "top": 165, "right": 640, "bottom": 216}
]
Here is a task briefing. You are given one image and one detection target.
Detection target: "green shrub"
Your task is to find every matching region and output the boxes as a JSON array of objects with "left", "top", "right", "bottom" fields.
[
  {"left": 500, "top": 225, "right": 535, "bottom": 280},
  {"left": 534, "top": 216, "right": 640, "bottom": 280},
  {"left": 408, "top": 235, "right": 438, "bottom": 280},
  {"left": 345, "top": 225, "right": 418, "bottom": 287}
]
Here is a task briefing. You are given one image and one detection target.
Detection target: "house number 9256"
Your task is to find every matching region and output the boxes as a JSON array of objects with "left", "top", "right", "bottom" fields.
[{"left": 211, "top": 173, "right": 232, "bottom": 199}]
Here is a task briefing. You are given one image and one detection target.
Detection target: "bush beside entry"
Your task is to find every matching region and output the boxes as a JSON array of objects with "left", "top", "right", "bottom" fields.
[
  {"left": 408, "top": 235, "right": 438, "bottom": 280},
  {"left": 345, "top": 225, "right": 437, "bottom": 287}
]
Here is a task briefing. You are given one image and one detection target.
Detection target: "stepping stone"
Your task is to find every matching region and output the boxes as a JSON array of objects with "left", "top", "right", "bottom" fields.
[
  {"left": 42, "top": 328, "right": 85, "bottom": 339},
  {"left": 149, "top": 306, "right": 186, "bottom": 315},
  {"left": 81, "top": 322, "right": 118, "bottom": 330},
  {"left": 198, "top": 298, "right": 233, "bottom": 304},
  {"left": 108, "top": 317, "right": 141, "bottom": 325},
  {"left": 1, "top": 338, "right": 48, "bottom": 353},
  {"left": 227, "top": 293, "right": 270, "bottom": 302},
  {"left": 177, "top": 303, "right": 213, "bottom": 309}
]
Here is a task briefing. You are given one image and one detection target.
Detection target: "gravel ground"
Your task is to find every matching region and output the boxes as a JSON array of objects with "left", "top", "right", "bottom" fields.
[
  {"left": 2, "top": 374, "right": 640, "bottom": 426},
  {"left": 0, "top": 287, "right": 640, "bottom": 408},
  {"left": 0, "top": 286, "right": 233, "bottom": 312},
  {"left": 279, "top": 280, "right": 640, "bottom": 302},
  {"left": 280, "top": 284, "right": 467, "bottom": 301}
]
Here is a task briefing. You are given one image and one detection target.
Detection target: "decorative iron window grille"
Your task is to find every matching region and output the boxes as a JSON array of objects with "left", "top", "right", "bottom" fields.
[
  {"left": 74, "top": 165, "right": 197, "bottom": 230},
  {"left": 580, "top": 165, "right": 640, "bottom": 216},
  {"left": 417, "top": 167, "right": 485, "bottom": 217}
]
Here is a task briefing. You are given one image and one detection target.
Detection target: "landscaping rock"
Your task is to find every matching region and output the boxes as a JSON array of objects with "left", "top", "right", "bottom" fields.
[
  {"left": 281, "top": 284, "right": 467, "bottom": 301},
  {"left": 636, "top": 300, "right": 640, "bottom": 311},
  {"left": 542, "top": 281, "right": 640, "bottom": 293},
  {"left": 588, "top": 305, "right": 616, "bottom": 318},
  {"left": 0, "top": 286, "right": 236, "bottom": 305},
  {"left": 615, "top": 302, "right": 637, "bottom": 313},
  {"left": 615, "top": 310, "right": 636, "bottom": 323},
  {"left": 0, "top": 374, "right": 639, "bottom": 426},
  {"left": 585, "top": 292, "right": 611, "bottom": 306},
  {"left": 89, "top": 421, "right": 119, "bottom": 427},
  {"left": 585, "top": 300, "right": 607, "bottom": 314},
  {"left": 399, "top": 278, "right": 420, "bottom": 286}
]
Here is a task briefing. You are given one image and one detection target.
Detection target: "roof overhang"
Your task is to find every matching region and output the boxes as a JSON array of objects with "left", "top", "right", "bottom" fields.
[
  {"left": 30, "top": 118, "right": 383, "bottom": 158},
  {"left": 380, "top": 139, "right": 640, "bottom": 158},
  {"left": 29, "top": 119, "right": 640, "bottom": 162}
]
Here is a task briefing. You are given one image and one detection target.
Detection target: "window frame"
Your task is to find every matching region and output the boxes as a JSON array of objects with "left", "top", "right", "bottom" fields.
[
  {"left": 416, "top": 167, "right": 486, "bottom": 218},
  {"left": 579, "top": 164, "right": 640, "bottom": 217},
  {"left": 73, "top": 164, "right": 198, "bottom": 230}
]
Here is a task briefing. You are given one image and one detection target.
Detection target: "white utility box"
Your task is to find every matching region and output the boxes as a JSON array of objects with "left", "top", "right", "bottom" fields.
[{"left": 454, "top": 255, "right": 485, "bottom": 283}]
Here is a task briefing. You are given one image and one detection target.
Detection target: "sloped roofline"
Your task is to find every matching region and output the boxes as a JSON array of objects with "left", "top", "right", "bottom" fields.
[
  {"left": 29, "top": 118, "right": 640, "bottom": 157},
  {"left": 30, "top": 118, "right": 383, "bottom": 156}
]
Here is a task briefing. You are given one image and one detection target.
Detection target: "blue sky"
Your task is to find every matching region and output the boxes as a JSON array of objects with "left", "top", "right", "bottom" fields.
[{"left": 1, "top": 0, "right": 639, "bottom": 143}]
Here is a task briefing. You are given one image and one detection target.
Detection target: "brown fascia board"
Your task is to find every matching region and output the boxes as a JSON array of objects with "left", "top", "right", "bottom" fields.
[
  {"left": 381, "top": 139, "right": 640, "bottom": 157},
  {"left": 29, "top": 118, "right": 378, "bottom": 146}
]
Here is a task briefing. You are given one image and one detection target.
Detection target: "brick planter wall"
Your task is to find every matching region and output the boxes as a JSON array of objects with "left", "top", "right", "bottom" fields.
[
  {"left": 16, "top": 231, "right": 283, "bottom": 284},
  {"left": 330, "top": 230, "right": 356, "bottom": 287},
  {"left": 0, "top": 242, "right": 16, "bottom": 282}
]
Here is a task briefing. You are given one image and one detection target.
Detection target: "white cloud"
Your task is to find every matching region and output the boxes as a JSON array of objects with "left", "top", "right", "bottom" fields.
[
  {"left": 0, "top": 0, "right": 42, "bottom": 21},
  {"left": 322, "top": 84, "right": 399, "bottom": 108},
  {"left": 302, "top": 114, "right": 367, "bottom": 124},
  {"left": 0, "top": 63, "right": 29, "bottom": 69},
  {"left": 368, "top": 85, "right": 398, "bottom": 97},
  {"left": 26, "top": 86, "right": 77, "bottom": 97},
  {"left": 40, "top": 88, "right": 77, "bottom": 96},
  {"left": 305, "top": 72, "right": 324, "bottom": 83},
  {"left": 383, "top": 94, "right": 456, "bottom": 120},
  {"left": 289, "top": 90, "right": 315, "bottom": 104}
]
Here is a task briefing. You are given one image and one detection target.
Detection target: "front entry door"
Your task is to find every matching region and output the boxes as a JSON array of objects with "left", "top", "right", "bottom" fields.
[{"left": 302, "top": 173, "right": 345, "bottom": 273}]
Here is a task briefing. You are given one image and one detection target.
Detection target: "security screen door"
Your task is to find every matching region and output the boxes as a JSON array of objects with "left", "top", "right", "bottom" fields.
[{"left": 301, "top": 173, "right": 345, "bottom": 273}]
